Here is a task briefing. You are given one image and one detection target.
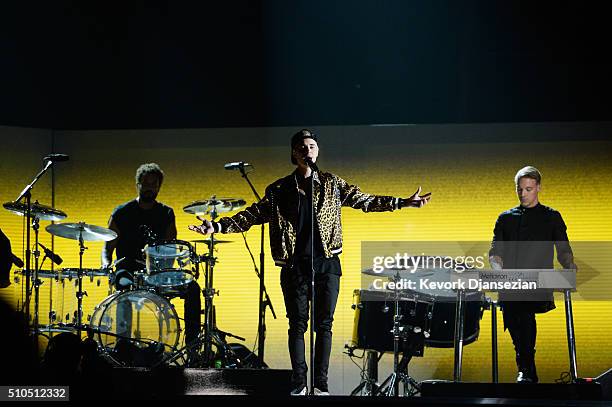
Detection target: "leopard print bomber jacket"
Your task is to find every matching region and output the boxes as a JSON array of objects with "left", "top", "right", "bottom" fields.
[{"left": 214, "top": 170, "right": 401, "bottom": 266}]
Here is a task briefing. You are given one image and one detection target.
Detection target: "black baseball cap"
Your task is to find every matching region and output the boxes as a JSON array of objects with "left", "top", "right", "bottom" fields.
[{"left": 291, "top": 129, "right": 318, "bottom": 164}]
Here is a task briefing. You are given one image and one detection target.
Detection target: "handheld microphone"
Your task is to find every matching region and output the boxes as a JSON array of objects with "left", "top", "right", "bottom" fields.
[
  {"left": 43, "top": 153, "right": 69, "bottom": 162},
  {"left": 224, "top": 162, "right": 252, "bottom": 170},
  {"left": 38, "top": 243, "right": 63, "bottom": 266},
  {"left": 304, "top": 157, "right": 319, "bottom": 172}
]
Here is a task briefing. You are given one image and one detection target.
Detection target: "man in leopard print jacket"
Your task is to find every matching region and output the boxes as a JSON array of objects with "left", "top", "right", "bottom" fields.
[{"left": 190, "top": 129, "right": 431, "bottom": 395}]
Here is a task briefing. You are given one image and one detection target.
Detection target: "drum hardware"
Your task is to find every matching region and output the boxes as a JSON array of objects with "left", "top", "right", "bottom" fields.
[
  {"left": 346, "top": 347, "right": 383, "bottom": 396},
  {"left": 3, "top": 202, "right": 66, "bottom": 336},
  {"left": 371, "top": 272, "right": 423, "bottom": 397},
  {"left": 46, "top": 222, "right": 117, "bottom": 337},
  {"left": 171, "top": 196, "right": 246, "bottom": 368},
  {"left": 5, "top": 155, "right": 67, "bottom": 353},
  {"left": 352, "top": 266, "right": 487, "bottom": 396}
]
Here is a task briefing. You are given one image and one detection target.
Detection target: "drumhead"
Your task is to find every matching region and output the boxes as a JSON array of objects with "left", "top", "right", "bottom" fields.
[
  {"left": 89, "top": 289, "right": 180, "bottom": 367},
  {"left": 144, "top": 240, "right": 195, "bottom": 288}
]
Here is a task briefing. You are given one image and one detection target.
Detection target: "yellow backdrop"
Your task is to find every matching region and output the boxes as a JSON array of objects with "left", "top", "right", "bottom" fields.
[{"left": 1, "top": 125, "right": 611, "bottom": 393}]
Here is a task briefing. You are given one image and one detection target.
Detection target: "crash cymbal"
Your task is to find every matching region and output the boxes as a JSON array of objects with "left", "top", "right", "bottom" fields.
[
  {"left": 361, "top": 267, "right": 438, "bottom": 278},
  {"left": 190, "top": 238, "right": 232, "bottom": 245},
  {"left": 46, "top": 222, "right": 117, "bottom": 242},
  {"left": 3, "top": 201, "right": 67, "bottom": 221},
  {"left": 183, "top": 196, "right": 246, "bottom": 215}
]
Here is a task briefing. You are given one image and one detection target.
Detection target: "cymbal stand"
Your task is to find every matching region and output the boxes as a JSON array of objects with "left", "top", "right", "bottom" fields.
[
  {"left": 201, "top": 206, "right": 221, "bottom": 365},
  {"left": 31, "top": 215, "right": 42, "bottom": 333},
  {"left": 75, "top": 226, "right": 88, "bottom": 337},
  {"left": 374, "top": 274, "right": 421, "bottom": 397}
]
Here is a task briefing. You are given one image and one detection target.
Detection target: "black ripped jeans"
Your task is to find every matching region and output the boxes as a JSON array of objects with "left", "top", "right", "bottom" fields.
[{"left": 281, "top": 256, "right": 341, "bottom": 389}]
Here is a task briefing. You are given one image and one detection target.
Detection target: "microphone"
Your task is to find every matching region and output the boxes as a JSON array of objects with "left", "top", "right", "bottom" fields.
[
  {"left": 224, "top": 162, "right": 252, "bottom": 170},
  {"left": 43, "top": 153, "right": 69, "bottom": 162},
  {"left": 304, "top": 157, "right": 319, "bottom": 172},
  {"left": 38, "top": 243, "right": 63, "bottom": 266}
]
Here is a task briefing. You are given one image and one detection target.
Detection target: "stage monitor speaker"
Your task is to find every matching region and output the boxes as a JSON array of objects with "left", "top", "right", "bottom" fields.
[{"left": 420, "top": 381, "right": 605, "bottom": 401}]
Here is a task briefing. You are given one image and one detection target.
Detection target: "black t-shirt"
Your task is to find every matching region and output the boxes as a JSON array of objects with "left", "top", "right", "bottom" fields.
[
  {"left": 111, "top": 199, "right": 175, "bottom": 262},
  {"left": 294, "top": 174, "right": 325, "bottom": 261}
]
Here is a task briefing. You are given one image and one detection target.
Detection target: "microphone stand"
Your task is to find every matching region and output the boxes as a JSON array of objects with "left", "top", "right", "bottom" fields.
[
  {"left": 236, "top": 164, "right": 277, "bottom": 367},
  {"left": 306, "top": 158, "right": 318, "bottom": 395},
  {"left": 14, "top": 159, "right": 53, "bottom": 351}
]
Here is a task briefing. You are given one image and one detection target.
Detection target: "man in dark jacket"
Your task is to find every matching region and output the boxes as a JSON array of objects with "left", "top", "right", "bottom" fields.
[{"left": 489, "top": 166, "right": 576, "bottom": 383}]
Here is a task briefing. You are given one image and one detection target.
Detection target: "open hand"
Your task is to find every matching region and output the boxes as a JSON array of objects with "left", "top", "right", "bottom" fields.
[
  {"left": 402, "top": 186, "right": 431, "bottom": 208},
  {"left": 188, "top": 217, "right": 215, "bottom": 235}
]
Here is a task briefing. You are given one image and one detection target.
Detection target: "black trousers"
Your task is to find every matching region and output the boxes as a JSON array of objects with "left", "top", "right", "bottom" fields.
[
  {"left": 502, "top": 303, "right": 538, "bottom": 377},
  {"left": 281, "top": 257, "right": 341, "bottom": 388}
]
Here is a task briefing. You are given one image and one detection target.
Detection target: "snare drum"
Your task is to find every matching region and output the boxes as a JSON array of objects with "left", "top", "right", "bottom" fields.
[
  {"left": 143, "top": 240, "right": 195, "bottom": 288},
  {"left": 89, "top": 289, "right": 180, "bottom": 367}
]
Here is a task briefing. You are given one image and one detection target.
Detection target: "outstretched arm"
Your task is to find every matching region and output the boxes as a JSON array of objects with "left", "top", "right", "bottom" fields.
[
  {"left": 189, "top": 195, "right": 273, "bottom": 236},
  {"left": 339, "top": 177, "right": 431, "bottom": 212}
]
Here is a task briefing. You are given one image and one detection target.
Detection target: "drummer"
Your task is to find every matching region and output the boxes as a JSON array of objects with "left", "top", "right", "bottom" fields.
[{"left": 101, "top": 163, "right": 201, "bottom": 362}]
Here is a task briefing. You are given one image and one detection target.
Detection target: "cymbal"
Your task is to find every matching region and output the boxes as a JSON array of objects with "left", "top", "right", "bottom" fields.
[
  {"left": 183, "top": 197, "right": 246, "bottom": 215},
  {"left": 46, "top": 222, "right": 117, "bottom": 242},
  {"left": 3, "top": 201, "right": 67, "bottom": 221},
  {"left": 361, "top": 267, "right": 439, "bottom": 278},
  {"left": 191, "top": 238, "right": 232, "bottom": 245}
]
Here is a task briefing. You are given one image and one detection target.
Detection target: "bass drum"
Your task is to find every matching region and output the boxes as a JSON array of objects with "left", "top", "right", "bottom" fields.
[{"left": 90, "top": 289, "right": 180, "bottom": 367}]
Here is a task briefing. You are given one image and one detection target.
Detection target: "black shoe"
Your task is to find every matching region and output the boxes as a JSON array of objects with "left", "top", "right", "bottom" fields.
[
  {"left": 516, "top": 370, "right": 538, "bottom": 383},
  {"left": 313, "top": 381, "right": 329, "bottom": 395},
  {"left": 290, "top": 385, "right": 307, "bottom": 396}
]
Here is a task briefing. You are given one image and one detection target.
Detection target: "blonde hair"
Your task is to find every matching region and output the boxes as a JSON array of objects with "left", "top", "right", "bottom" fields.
[{"left": 514, "top": 166, "right": 541, "bottom": 185}]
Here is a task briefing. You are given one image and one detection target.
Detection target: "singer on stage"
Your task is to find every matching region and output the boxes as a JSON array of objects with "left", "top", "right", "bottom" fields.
[
  {"left": 189, "top": 129, "right": 431, "bottom": 395},
  {"left": 489, "top": 166, "right": 576, "bottom": 383}
]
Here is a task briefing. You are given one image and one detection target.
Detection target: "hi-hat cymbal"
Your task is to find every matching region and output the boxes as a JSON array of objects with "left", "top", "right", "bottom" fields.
[
  {"left": 3, "top": 201, "right": 67, "bottom": 221},
  {"left": 46, "top": 222, "right": 117, "bottom": 242},
  {"left": 183, "top": 197, "right": 246, "bottom": 215}
]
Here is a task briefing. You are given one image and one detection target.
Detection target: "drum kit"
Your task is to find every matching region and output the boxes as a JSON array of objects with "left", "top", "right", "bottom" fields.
[
  {"left": 4, "top": 195, "right": 249, "bottom": 369},
  {"left": 349, "top": 267, "right": 486, "bottom": 396}
]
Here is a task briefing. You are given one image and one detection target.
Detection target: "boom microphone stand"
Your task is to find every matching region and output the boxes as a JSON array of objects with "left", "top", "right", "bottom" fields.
[
  {"left": 15, "top": 159, "right": 54, "bottom": 332},
  {"left": 234, "top": 163, "right": 277, "bottom": 366}
]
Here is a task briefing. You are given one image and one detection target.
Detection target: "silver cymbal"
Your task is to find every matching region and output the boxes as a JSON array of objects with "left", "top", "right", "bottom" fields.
[
  {"left": 3, "top": 201, "right": 67, "bottom": 221},
  {"left": 183, "top": 197, "right": 246, "bottom": 215},
  {"left": 361, "top": 267, "right": 439, "bottom": 278},
  {"left": 46, "top": 222, "right": 117, "bottom": 242},
  {"left": 191, "top": 238, "right": 232, "bottom": 245}
]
